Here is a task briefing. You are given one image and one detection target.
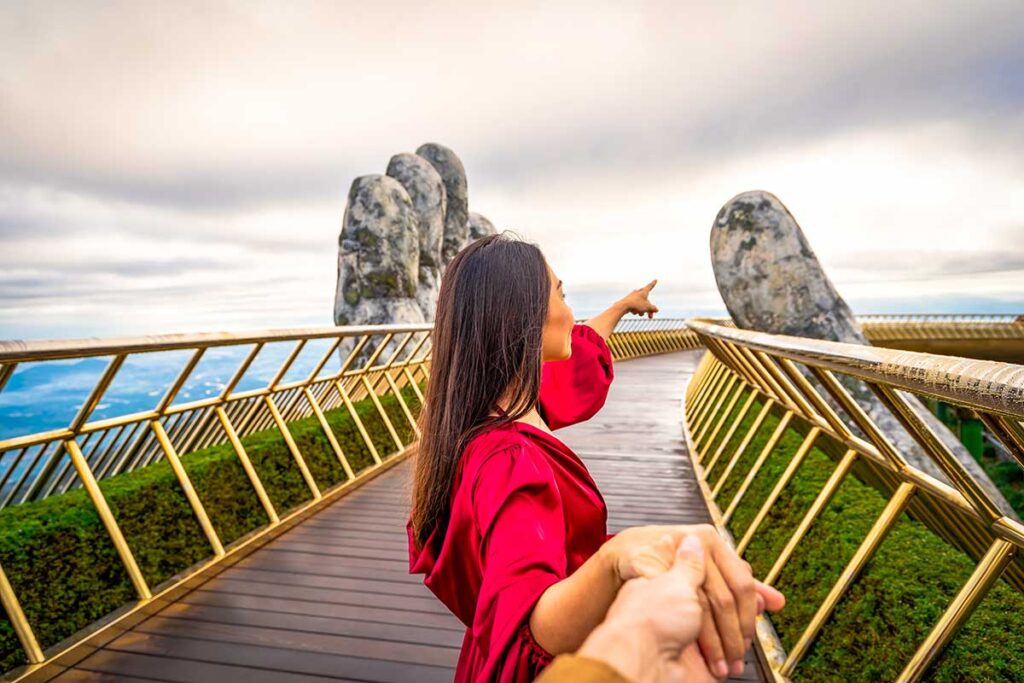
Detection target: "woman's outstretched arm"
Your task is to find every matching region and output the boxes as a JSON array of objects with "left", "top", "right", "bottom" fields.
[{"left": 583, "top": 279, "right": 660, "bottom": 340}]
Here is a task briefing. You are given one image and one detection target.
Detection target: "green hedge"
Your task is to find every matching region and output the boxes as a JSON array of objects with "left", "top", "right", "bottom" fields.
[
  {"left": 712, "top": 401, "right": 1024, "bottom": 681},
  {"left": 0, "top": 383, "right": 422, "bottom": 674}
]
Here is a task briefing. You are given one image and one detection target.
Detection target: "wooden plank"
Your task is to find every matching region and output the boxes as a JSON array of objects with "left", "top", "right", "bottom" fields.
[
  {"left": 234, "top": 552, "right": 420, "bottom": 584},
  {"left": 132, "top": 615, "right": 459, "bottom": 667},
  {"left": 197, "top": 577, "right": 453, "bottom": 614},
  {"left": 178, "top": 590, "right": 463, "bottom": 630},
  {"left": 101, "top": 632, "right": 455, "bottom": 683},
  {"left": 221, "top": 567, "right": 432, "bottom": 596},
  {"left": 67, "top": 650, "right": 362, "bottom": 683},
  {"left": 154, "top": 602, "right": 464, "bottom": 648},
  {"left": 49, "top": 670, "right": 164, "bottom": 683},
  {"left": 244, "top": 548, "right": 408, "bottom": 571},
  {"left": 250, "top": 541, "right": 412, "bottom": 561}
]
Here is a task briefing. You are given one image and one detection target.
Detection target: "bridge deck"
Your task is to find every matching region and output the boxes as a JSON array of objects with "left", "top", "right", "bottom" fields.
[{"left": 45, "top": 349, "right": 766, "bottom": 682}]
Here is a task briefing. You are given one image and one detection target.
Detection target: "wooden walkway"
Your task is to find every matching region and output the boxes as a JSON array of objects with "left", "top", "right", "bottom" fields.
[{"left": 46, "top": 349, "right": 766, "bottom": 682}]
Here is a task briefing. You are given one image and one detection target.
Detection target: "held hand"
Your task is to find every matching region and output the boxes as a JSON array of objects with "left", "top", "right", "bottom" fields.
[
  {"left": 580, "top": 534, "right": 707, "bottom": 683},
  {"left": 603, "top": 524, "right": 785, "bottom": 679},
  {"left": 619, "top": 279, "right": 660, "bottom": 319},
  {"left": 609, "top": 534, "right": 706, "bottom": 653}
]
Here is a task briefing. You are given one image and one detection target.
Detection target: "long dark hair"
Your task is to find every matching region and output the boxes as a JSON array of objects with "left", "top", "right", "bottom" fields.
[{"left": 410, "top": 232, "right": 551, "bottom": 551}]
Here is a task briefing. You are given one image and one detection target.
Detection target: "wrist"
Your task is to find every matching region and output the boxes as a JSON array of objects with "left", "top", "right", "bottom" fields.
[
  {"left": 598, "top": 540, "right": 626, "bottom": 586},
  {"left": 578, "top": 621, "right": 659, "bottom": 683}
]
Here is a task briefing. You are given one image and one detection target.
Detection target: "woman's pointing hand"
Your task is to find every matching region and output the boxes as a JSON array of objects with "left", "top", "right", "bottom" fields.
[{"left": 619, "top": 279, "right": 660, "bottom": 319}]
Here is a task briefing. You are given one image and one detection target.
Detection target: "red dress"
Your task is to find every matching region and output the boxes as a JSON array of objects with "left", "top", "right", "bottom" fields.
[{"left": 407, "top": 323, "right": 616, "bottom": 682}]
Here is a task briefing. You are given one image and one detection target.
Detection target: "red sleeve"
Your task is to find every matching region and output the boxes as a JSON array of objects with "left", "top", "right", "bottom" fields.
[
  {"left": 471, "top": 445, "right": 567, "bottom": 681},
  {"left": 538, "top": 323, "right": 615, "bottom": 430}
]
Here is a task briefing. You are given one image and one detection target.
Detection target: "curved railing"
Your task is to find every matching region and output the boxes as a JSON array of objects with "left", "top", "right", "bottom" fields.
[
  {"left": 858, "top": 314, "right": 1024, "bottom": 361},
  {"left": 683, "top": 318, "right": 1024, "bottom": 681},
  {"left": 602, "top": 317, "right": 702, "bottom": 358},
  {"left": 858, "top": 313, "right": 1022, "bottom": 323},
  {"left": 0, "top": 318, "right": 695, "bottom": 679},
  {"left": 0, "top": 323, "right": 435, "bottom": 678}
]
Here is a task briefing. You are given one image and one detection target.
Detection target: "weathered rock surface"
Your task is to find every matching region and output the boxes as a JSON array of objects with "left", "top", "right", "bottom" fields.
[
  {"left": 386, "top": 153, "right": 446, "bottom": 320},
  {"left": 711, "top": 190, "right": 1016, "bottom": 517},
  {"left": 334, "top": 143, "right": 495, "bottom": 337},
  {"left": 468, "top": 212, "right": 497, "bottom": 240},
  {"left": 334, "top": 174, "right": 423, "bottom": 327},
  {"left": 711, "top": 192, "right": 866, "bottom": 342},
  {"left": 416, "top": 142, "right": 469, "bottom": 265}
]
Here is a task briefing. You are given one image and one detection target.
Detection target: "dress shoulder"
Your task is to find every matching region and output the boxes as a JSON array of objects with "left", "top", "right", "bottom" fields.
[
  {"left": 466, "top": 434, "right": 560, "bottom": 541},
  {"left": 538, "top": 323, "right": 615, "bottom": 430}
]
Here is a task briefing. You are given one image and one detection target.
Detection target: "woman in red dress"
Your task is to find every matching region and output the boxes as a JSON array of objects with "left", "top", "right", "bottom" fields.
[{"left": 407, "top": 234, "right": 783, "bottom": 682}]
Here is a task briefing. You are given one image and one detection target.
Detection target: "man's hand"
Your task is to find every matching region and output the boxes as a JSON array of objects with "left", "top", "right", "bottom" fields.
[
  {"left": 579, "top": 534, "right": 707, "bottom": 683},
  {"left": 604, "top": 523, "right": 785, "bottom": 679}
]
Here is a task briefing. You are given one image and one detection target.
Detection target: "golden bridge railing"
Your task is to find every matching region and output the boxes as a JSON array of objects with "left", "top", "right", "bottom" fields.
[
  {"left": 604, "top": 317, "right": 702, "bottom": 359},
  {"left": 0, "top": 323, "right": 435, "bottom": 677},
  {"left": 0, "top": 317, "right": 694, "bottom": 678},
  {"left": 683, "top": 318, "right": 1024, "bottom": 681},
  {"left": 859, "top": 314, "right": 1024, "bottom": 343}
]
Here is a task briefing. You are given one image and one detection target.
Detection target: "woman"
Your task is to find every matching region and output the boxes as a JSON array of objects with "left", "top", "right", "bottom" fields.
[{"left": 407, "top": 233, "right": 783, "bottom": 682}]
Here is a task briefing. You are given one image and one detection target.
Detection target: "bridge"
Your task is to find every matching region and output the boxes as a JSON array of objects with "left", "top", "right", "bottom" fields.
[{"left": 0, "top": 316, "right": 1022, "bottom": 682}]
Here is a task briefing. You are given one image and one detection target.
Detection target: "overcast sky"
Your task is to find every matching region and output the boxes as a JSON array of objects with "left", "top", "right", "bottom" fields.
[{"left": 2, "top": 0, "right": 1023, "bottom": 340}]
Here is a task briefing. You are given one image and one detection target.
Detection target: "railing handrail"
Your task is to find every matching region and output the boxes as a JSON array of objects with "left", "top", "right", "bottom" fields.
[
  {"left": 0, "top": 323, "right": 435, "bottom": 363},
  {"left": 4, "top": 312, "right": 1016, "bottom": 364},
  {"left": 859, "top": 313, "right": 1023, "bottom": 321},
  {"left": 686, "top": 318, "right": 1024, "bottom": 419},
  {"left": 0, "top": 317, "right": 696, "bottom": 363}
]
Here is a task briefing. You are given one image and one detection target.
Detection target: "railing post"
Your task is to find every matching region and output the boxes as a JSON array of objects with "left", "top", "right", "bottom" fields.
[
  {"left": 688, "top": 361, "right": 726, "bottom": 426},
  {"left": 737, "top": 427, "right": 821, "bottom": 555},
  {"left": 334, "top": 378, "right": 382, "bottom": 466},
  {"left": 691, "top": 366, "right": 731, "bottom": 434},
  {"left": 703, "top": 390, "right": 758, "bottom": 471},
  {"left": 710, "top": 400, "right": 773, "bottom": 498},
  {"left": 763, "top": 449, "right": 858, "bottom": 585},
  {"left": 781, "top": 481, "right": 916, "bottom": 676},
  {"left": 301, "top": 387, "right": 356, "bottom": 482},
  {"left": 697, "top": 381, "right": 746, "bottom": 459},
  {"left": 898, "top": 539, "right": 1016, "bottom": 682},
  {"left": 150, "top": 420, "right": 225, "bottom": 556},
  {"left": 721, "top": 412, "right": 794, "bottom": 525},
  {"left": 264, "top": 394, "right": 322, "bottom": 499},
  {"left": 0, "top": 561, "right": 43, "bottom": 664},
  {"left": 215, "top": 406, "right": 280, "bottom": 524},
  {"left": 65, "top": 439, "right": 151, "bottom": 599}
]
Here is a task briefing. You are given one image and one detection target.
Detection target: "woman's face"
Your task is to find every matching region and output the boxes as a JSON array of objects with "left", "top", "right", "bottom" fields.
[{"left": 541, "top": 264, "right": 575, "bottom": 362}]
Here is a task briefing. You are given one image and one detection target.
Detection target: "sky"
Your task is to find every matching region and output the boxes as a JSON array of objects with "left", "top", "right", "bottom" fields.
[{"left": 2, "top": 0, "right": 1023, "bottom": 340}]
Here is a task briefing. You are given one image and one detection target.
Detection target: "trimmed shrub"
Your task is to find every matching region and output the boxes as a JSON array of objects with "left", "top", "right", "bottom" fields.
[
  {"left": 0, "top": 383, "right": 422, "bottom": 674},
  {"left": 713, "top": 403, "right": 1024, "bottom": 681}
]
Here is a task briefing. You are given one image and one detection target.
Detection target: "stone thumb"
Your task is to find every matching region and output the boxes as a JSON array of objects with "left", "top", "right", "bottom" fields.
[{"left": 671, "top": 533, "right": 705, "bottom": 587}]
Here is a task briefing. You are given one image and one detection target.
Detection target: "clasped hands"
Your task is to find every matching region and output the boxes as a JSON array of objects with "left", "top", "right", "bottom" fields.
[{"left": 598, "top": 524, "right": 785, "bottom": 682}]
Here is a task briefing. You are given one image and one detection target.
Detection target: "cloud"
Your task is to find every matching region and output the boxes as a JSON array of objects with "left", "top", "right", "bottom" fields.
[
  {"left": 1, "top": 1, "right": 1023, "bottom": 338},
  {"left": 1, "top": 1, "right": 1022, "bottom": 210}
]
